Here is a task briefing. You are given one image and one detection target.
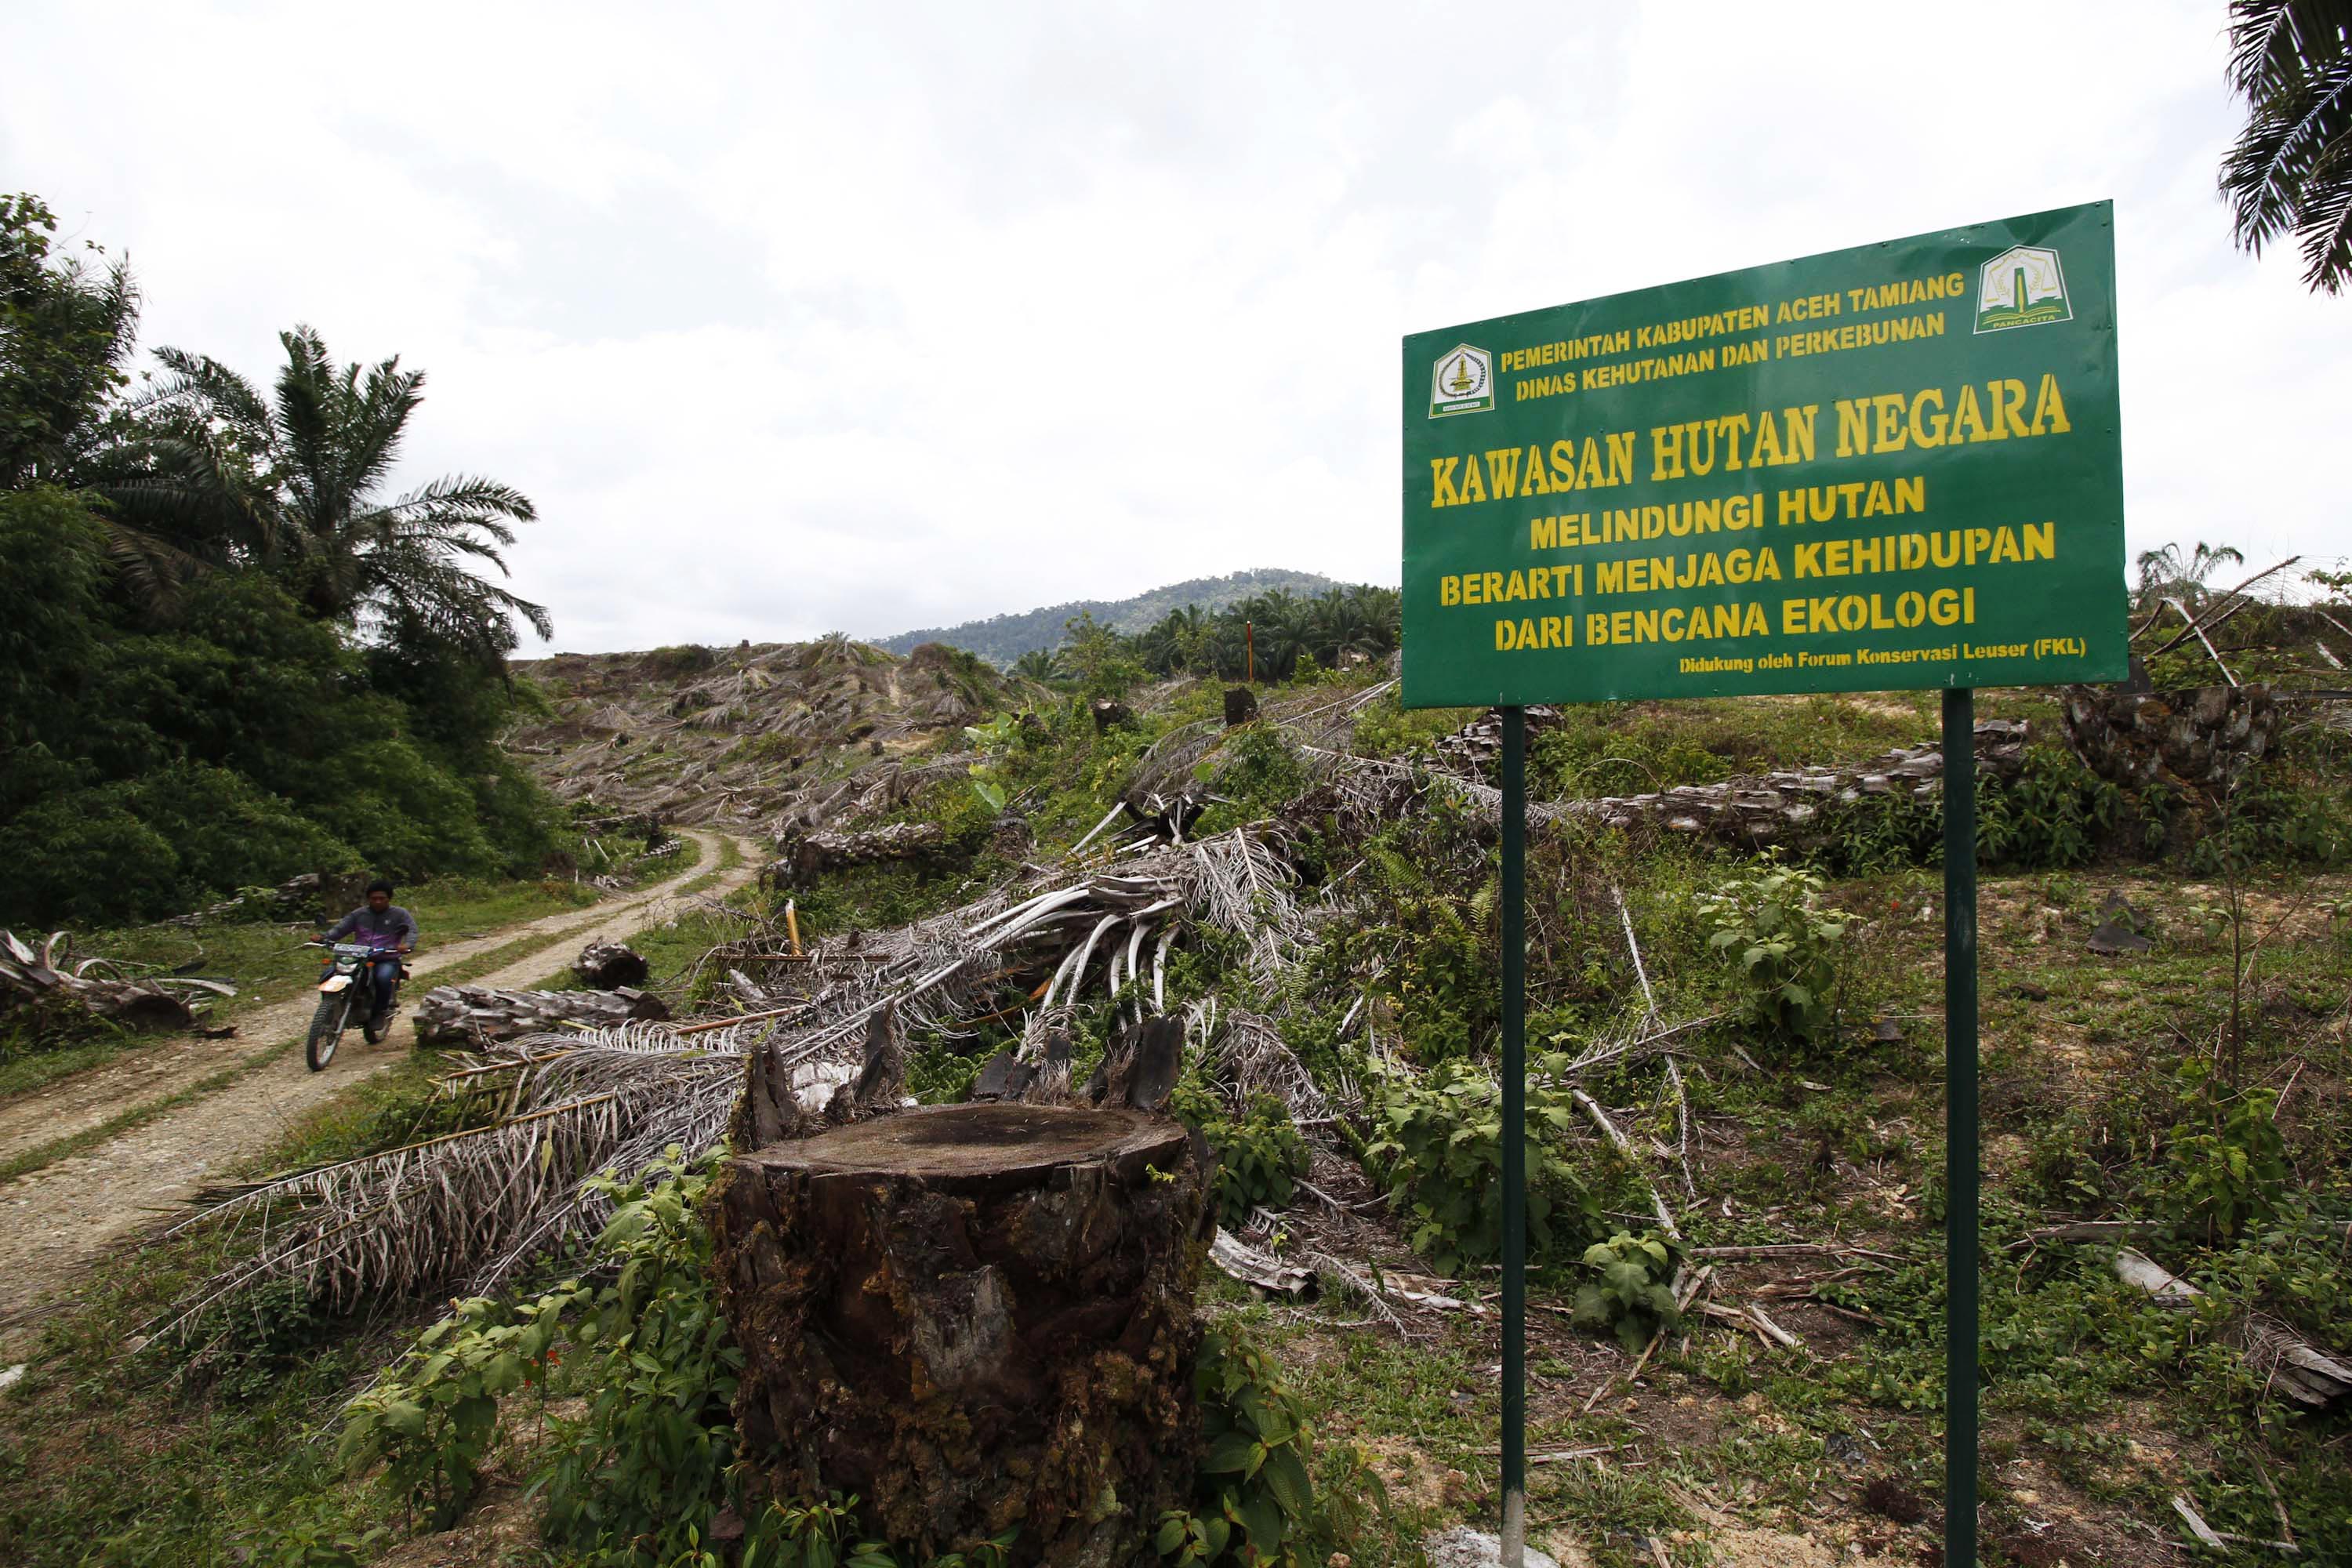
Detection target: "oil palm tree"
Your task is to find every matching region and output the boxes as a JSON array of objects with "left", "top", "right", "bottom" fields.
[
  {"left": 2220, "top": 0, "right": 2352, "bottom": 293},
  {"left": 1010, "top": 646, "right": 1060, "bottom": 684},
  {"left": 132, "top": 325, "right": 550, "bottom": 657},
  {"left": 0, "top": 193, "right": 211, "bottom": 615},
  {"left": 1136, "top": 604, "right": 1209, "bottom": 677},
  {"left": 2135, "top": 541, "right": 2248, "bottom": 612}
]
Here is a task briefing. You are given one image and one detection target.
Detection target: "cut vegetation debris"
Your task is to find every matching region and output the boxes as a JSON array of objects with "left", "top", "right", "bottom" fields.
[{"left": 7, "top": 583, "right": 2352, "bottom": 1567}]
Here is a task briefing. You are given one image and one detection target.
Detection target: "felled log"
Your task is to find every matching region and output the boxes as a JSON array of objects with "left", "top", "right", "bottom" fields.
[
  {"left": 572, "top": 941, "right": 651, "bottom": 989},
  {"left": 1555, "top": 720, "right": 2030, "bottom": 848},
  {"left": 764, "top": 821, "right": 948, "bottom": 883},
  {"left": 713, "top": 1100, "right": 1214, "bottom": 1566},
  {"left": 2058, "top": 683, "right": 2278, "bottom": 789},
  {"left": 1090, "top": 698, "right": 1133, "bottom": 731},
  {"left": 0, "top": 929, "right": 233, "bottom": 1031},
  {"left": 409, "top": 984, "right": 669, "bottom": 1047},
  {"left": 1223, "top": 686, "right": 1259, "bottom": 727},
  {"left": 2115, "top": 1247, "right": 2352, "bottom": 1406}
]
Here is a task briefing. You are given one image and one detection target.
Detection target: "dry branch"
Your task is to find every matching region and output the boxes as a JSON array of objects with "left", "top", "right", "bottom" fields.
[{"left": 0, "top": 928, "right": 234, "bottom": 1030}]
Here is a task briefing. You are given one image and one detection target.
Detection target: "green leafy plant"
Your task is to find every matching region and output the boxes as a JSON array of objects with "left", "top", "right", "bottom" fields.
[
  {"left": 1363, "top": 1055, "right": 1594, "bottom": 1275},
  {"left": 2155, "top": 1062, "right": 2289, "bottom": 1244},
  {"left": 736, "top": 1494, "right": 902, "bottom": 1568},
  {"left": 1697, "top": 862, "right": 1848, "bottom": 1045},
  {"left": 336, "top": 1281, "right": 574, "bottom": 1527},
  {"left": 1978, "top": 748, "right": 2122, "bottom": 868},
  {"left": 539, "top": 1155, "right": 742, "bottom": 1564},
  {"left": 1189, "top": 1092, "right": 1311, "bottom": 1228},
  {"left": 1571, "top": 1230, "right": 1684, "bottom": 1352},
  {"left": 906, "top": 1042, "right": 987, "bottom": 1105},
  {"left": 1156, "top": 1323, "right": 1378, "bottom": 1568},
  {"left": 336, "top": 1149, "right": 738, "bottom": 1556}
]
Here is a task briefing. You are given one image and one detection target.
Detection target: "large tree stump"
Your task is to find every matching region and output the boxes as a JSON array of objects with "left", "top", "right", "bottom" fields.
[
  {"left": 2057, "top": 682, "right": 2278, "bottom": 788},
  {"left": 713, "top": 1102, "right": 1214, "bottom": 1568}
]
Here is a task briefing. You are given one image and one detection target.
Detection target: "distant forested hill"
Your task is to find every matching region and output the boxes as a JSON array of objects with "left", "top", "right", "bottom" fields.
[{"left": 873, "top": 568, "right": 1352, "bottom": 666}]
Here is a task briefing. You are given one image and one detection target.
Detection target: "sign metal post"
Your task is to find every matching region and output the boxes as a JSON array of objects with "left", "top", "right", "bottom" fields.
[
  {"left": 1498, "top": 707, "right": 1527, "bottom": 1566},
  {"left": 1942, "top": 686, "right": 1980, "bottom": 1565}
]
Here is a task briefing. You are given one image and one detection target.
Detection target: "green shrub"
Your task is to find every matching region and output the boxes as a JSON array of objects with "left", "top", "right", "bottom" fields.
[
  {"left": 1185, "top": 1092, "right": 1311, "bottom": 1229},
  {"left": 1195, "top": 725, "right": 1312, "bottom": 834},
  {"left": 2154, "top": 1063, "right": 2290, "bottom": 1244},
  {"left": 1363, "top": 1056, "right": 1595, "bottom": 1275},
  {"left": 337, "top": 1151, "right": 735, "bottom": 1555},
  {"left": 1813, "top": 788, "right": 1936, "bottom": 875},
  {"left": 1697, "top": 862, "right": 1848, "bottom": 1046},
  {"left": 1156, "top": 1323, "right": 1381, "bottom": 1568},
  {"left": 730, "top": 1495, "right": 904, "bottom": 1568},
  {"left": 1530, "top": 710, "right": 1731, "bottom": 798},
  {"left": 1978, "top": 748, "right": 2121, "bottom": 869},
  {"left": 906, "top": 1042, "right": 986, "bottom": 1105},
  {"left": 0, "top": 793, "right": 183, "bottom": 926},
  {"left": 1571, "top": 1231, "right": 1684, "bottom": 1352}
]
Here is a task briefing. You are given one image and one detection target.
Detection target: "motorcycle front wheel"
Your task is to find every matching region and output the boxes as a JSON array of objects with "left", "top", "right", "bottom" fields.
[{"left": 306, "top": 990, "right": 350, "bottom": 1072}]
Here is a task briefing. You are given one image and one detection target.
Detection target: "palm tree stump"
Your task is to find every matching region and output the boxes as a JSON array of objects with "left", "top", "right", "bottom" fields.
[{"left": 713, "top": 1102, "right": 1214, "bottom": 1568}]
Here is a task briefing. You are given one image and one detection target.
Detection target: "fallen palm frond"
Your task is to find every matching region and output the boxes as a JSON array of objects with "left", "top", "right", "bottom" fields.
[
  {"left": 1203, "top": 1007, "right": 1342, "bottom": 1127},
  {"left": 162, "top": 826, "right": 1307, "bottom": 1323},
  {"left": 164, "top": 1024, "right": 871, "bottom": 1334}
]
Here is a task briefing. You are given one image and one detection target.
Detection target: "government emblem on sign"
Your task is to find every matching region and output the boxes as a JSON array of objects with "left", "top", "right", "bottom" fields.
[
  {"left": 1428, "top": 343, "right": 1494, "bottom": 417},
  {"left": 1973, "top": 244, "right": 2071, "bottom": 333}
]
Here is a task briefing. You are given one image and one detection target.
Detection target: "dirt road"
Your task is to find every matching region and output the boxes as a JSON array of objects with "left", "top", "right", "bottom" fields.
[{"left": 0, "top": 832, "right": 759, "bottom": 1341}]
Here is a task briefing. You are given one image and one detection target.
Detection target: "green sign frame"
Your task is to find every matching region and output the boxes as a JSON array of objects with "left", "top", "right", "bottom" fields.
[{"left": 1401, "top": 201, "right": 2126, "bottom": 709}]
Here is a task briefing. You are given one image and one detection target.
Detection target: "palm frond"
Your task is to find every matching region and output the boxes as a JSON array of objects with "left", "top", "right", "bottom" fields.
[
  {"left": 135, "top": 347, "right": 274, "bottom": 440},
  {"left": 2221, "top": 1, "right": 2352, "bottom": 288},
  {"left": 162, "top": 826, "right": 1310, "bottom": 1322}
]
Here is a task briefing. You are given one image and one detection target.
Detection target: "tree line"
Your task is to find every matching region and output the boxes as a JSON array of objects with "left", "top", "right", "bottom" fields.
[
  {"left": 0, "top": 194, "right": 565, "bottom": 926},
  {"left": 1014, "top": 584, "right": 1401, "bottom": 690}
]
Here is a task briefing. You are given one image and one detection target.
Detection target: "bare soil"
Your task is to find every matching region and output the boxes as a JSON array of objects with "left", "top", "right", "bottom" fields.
[{"left": 0, "top": 832, "right": 758, "bottom": 1345}]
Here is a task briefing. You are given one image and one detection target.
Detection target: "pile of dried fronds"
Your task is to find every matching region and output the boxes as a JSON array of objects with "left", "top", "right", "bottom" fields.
[{"left": 162, "top": 827, "right": 1308, "bottom": 1323}]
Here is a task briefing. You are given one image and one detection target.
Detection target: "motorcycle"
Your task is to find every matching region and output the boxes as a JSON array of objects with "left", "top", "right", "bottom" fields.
[{"left": 303, "top": 935, "right": 408, "bottom": 1071}]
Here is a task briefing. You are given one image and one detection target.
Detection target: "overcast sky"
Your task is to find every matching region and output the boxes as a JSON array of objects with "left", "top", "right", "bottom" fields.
[{"left": 5, "top": 2, "right": 2343, "bottom": 652}]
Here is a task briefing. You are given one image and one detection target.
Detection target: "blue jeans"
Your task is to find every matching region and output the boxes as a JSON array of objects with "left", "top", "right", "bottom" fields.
[{"left": 368, "top": 957, "right": 402, "bottom": 1017}]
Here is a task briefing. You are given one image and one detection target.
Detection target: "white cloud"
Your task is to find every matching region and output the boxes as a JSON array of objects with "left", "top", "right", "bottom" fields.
[{"left": 3, "top": 0, "right": 2343, "bottom": 652}]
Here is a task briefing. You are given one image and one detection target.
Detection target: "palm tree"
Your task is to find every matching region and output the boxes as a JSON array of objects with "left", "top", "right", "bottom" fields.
[
  {"left": 1010, "top": 646, "right": 1060, "bottom": 684},
  {"left": 2220, "top": 1, "right": 2352, "bottom": 293},
  {"left": 133, "top": 325, "right": 549, "bottom": 658},
  {"left": 0, "top": 193, "right": 212, "bottom": 615},
  {"left": 1135, "top": 604, "right": 1211, "bottom": 677},
  {"left": 2135, "top": 542, "right": 2248, "bottom": 612}
]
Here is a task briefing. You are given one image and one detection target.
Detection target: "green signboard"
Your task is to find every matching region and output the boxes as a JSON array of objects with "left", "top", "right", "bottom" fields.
[{"left": 1401, "top": 201, "right": 2126, "bottom": 709}]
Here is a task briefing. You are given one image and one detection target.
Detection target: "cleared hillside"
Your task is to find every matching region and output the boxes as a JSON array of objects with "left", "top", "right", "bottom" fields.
[
  {"left": 871, "top": 568, "right": 1350, "bottom": 664},
  {"left": 508, "top": 637, "right": 1018, "bottom": 835}
]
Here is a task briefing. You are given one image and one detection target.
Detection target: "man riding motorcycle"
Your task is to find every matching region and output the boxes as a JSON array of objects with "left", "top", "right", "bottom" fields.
[{"left": 323, "top": 878, "right": 418, "bottom": 1043}]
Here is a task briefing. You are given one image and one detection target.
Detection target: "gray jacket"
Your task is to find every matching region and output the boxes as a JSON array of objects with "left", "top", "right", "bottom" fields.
[{"left": 327, "top": 905, "right": 419, "bottom": 949}]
